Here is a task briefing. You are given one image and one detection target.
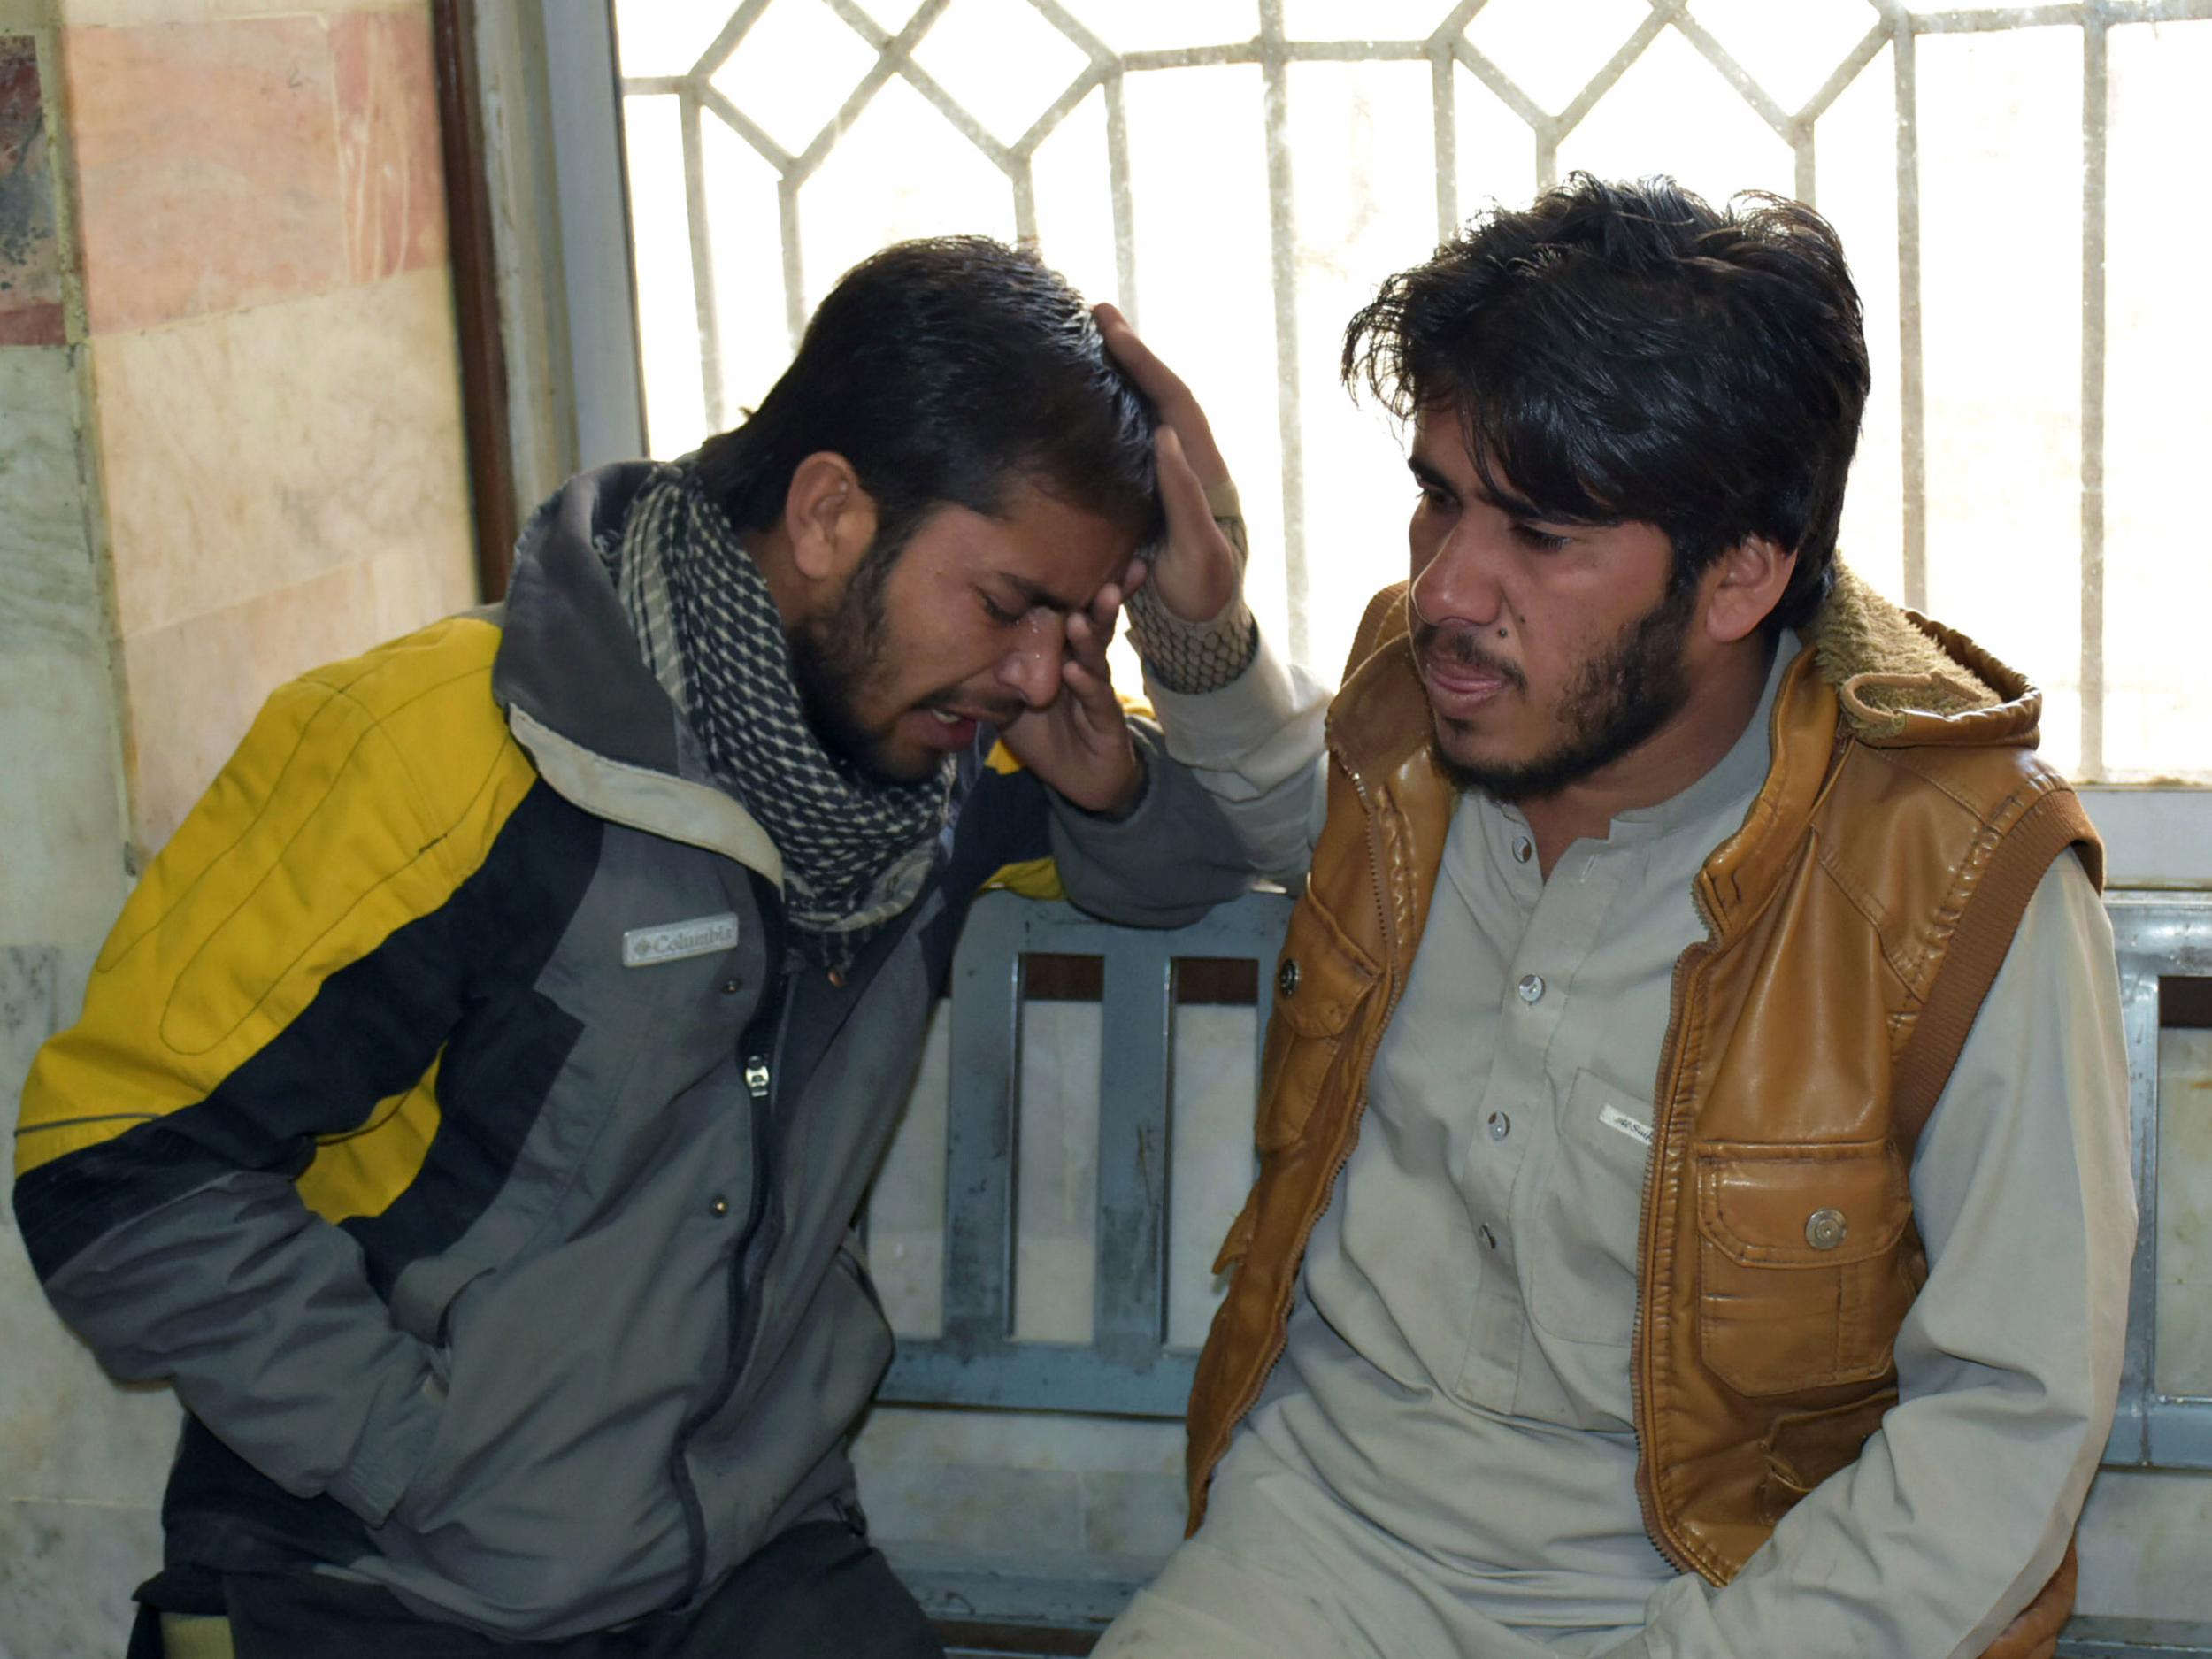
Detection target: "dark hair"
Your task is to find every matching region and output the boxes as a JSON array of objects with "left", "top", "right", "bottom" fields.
[
  {"left": 1343, "top": 173, "right": 1870, "bottom": 631},
  {"left": 696, "top": 236, "right": 1159, "bottom": 563}
]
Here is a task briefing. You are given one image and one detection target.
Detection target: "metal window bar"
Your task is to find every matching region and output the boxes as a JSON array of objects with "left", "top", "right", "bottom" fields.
[
  {"left": 2105, "top": 890, "right": 2212, "bottom": 1471},
  {"left": 618, "top": 0, "right": 2212, "bottom": 787}
]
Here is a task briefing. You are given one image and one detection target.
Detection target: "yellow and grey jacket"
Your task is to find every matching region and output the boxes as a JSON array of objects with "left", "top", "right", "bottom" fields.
[{"left": 13, "top": 462, "right": 1255, "bottom": 1640}]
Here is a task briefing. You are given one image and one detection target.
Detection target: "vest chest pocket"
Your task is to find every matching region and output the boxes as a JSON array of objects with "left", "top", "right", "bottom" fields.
[
  {"left": 1694, "top": 1141, "right": 1916, "bottom": 1396},
  {"left": 1255, "top": 896, "right": 1380, "bottom": 1152}
]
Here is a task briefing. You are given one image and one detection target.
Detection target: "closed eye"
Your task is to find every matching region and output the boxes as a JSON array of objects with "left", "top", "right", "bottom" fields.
[
  {"left": 979, "top": 591, "right": 1024, "bottom": 626},
  {"left": 1511, "top": 523, "right": 1571, "bottom": 553}
]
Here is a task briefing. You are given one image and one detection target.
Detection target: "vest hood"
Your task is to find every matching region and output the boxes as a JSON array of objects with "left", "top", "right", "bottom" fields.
[{"left": 1809, "top": 565, "right": 2040, "bottom": 751}]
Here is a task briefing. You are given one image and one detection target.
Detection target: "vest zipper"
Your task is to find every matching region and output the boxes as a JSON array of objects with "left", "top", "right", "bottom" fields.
[
  {"left": 1627, "top": 874, "right": 1718, "bottom": 1578},
  {"left": 1200, "top": 740, "right": 1409, "bottom": 1502}
]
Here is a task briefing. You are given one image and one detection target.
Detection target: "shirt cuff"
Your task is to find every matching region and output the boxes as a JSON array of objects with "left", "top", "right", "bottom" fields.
[{"left": 1123, "top": 480, "right": 1258, "bottom": 695}]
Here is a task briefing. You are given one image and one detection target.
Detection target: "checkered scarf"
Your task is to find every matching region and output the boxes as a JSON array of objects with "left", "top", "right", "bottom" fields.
[{"left": 604, "top": 461, "right": 953, "bottom": 942}]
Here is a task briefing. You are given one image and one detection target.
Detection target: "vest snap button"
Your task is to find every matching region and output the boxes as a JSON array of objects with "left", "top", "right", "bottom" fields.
[
  {"left": 1806, "top": 1208, "right": 1847, "bottom": 1250},
  {"left": 1278, "top": 958, "right": 1301, "bottom": 998}
]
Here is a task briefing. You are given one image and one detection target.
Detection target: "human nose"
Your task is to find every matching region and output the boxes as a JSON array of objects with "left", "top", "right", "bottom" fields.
[
  {"left": 1409, "top": 521, "right": 1505, "bottom": 631},
  {"left": 995, "top": 609, "right": 1066, "bottom": 710}
]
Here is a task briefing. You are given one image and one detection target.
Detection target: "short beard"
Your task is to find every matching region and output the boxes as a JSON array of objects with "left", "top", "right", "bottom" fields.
[
  {"left": 787, "top": 535, "right": 910, "bottom": 787},
  {"left": 1425, "top": 575, "right": 1699, "bottom": 803}
]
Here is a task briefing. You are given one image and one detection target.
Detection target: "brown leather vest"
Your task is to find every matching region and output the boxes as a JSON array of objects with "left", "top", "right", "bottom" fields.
[{"left": 1183, "top": 573, "right": 2101, "bottom": 1656}]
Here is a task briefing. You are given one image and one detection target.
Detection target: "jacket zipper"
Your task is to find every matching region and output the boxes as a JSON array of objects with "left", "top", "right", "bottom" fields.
[
  {"left": 1627, "top": 877, "right": 1717, "bottom": 1578},
  {"left": 669, "top": 913, "right": 793, "bottom": 1607},
  {"left": 1202, "top": 739, "right": 1409, "bottom": 1496}
]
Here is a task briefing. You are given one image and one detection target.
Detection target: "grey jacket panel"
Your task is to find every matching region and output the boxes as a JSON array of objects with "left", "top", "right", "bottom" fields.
[{"left": 345, "top": 824, "right": 771, "bottom": 1636}]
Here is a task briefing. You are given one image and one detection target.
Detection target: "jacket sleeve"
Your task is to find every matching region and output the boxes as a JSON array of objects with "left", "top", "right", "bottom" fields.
[
  {"left": 12, "top": 632, "right": 535, "bottom": 1526},
  {"left": 1613, "top": 856, "right": 2136, "bottom": 1659}
]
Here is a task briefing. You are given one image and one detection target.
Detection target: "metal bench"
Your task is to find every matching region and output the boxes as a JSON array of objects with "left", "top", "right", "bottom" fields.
[{"left": 878, "top": 888, "right": 2212, "bottom": 1658}]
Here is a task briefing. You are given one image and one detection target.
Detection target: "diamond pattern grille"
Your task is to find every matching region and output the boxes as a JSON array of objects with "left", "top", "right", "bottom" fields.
[{"left": 617, "top": 0, "right": 2212, "bottom": 780}]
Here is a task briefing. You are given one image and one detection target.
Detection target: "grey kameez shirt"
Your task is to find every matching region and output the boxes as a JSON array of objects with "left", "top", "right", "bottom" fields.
[{"left": 1133, "top": 624, "right": 2134, "bottom": 1659}]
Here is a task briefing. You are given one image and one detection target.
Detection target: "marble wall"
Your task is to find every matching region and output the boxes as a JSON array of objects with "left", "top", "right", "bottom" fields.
[{"left": 0, "top": 1, "right": 473, "bottom": 1650}]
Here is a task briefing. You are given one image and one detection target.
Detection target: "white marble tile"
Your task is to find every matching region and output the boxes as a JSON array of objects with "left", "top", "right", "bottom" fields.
[
  {"left": 0, "top": 945, "right": 60, "bottom": 1123},
  {"left": 0, "top": 640, "right": 129, "bottom": 945},
  {"left": 2076, "top": 1466, "right": 2212, "bottom": 1620},
  {"left": 1168, "top": 1003, "right": 1258, "bottom": 1348},
  {"left": 118, "top": 546, "right": 467, "bottom": 853},
  {"left": 0, "top": 344, "right": 99, "bottom": 654},
  {"left": 0, "top": 1498, "right": 162, "bottom": 1658},
  {"left": 1013, "top": 1001, "right": 1100, "bottom": 1344},
  {"left": 94, "top": 266, "right": 472, "bottom": 641},
  {"left": 2156, "top": 1027, "right": 2212, "bottom": 1397}
]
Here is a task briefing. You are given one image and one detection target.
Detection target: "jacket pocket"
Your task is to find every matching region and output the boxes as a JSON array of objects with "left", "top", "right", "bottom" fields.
[
  {"left": 1755, "top": 1388, "right": 1895, "bottom": 1525},
  {"left": 1254, "top": 896, "right": 1380, "bottom": 1152},
  {"left": 1694, "top": 1139, "right": 1915, "bottom": 1397}
]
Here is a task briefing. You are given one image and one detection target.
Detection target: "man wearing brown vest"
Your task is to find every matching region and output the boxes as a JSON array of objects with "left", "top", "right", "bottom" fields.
[{"left": 1092, "top": 175, "right": 2135, "bottom": 1658}]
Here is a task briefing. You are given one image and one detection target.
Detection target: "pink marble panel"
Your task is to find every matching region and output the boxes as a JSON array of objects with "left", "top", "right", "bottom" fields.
[
  {"left": 119, "top": 569, "right": 348, "bottom": 854},
  {"left": 66, "top": 16, "right": 347, "bottom": 333},
  {"left": 333, "top": 6, "right": 447, "bottom": 284},
  {"left": 119, "top": 549, "right": 465, "bottom": 850},
  {"left": 0, "top": 34, "right": 64, "bottom": 345}
]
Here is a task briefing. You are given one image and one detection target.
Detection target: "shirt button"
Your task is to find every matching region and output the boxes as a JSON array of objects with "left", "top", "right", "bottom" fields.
[
  {"left": 1517, "top": 973, "right": 1545, "bottom": 1004},
  {"left": 720, "top": 979, "right": 741, "bottom": 995},
  {"left": 1479, "top": 1224, "right": 1498, "bottom": 1250},
  {"left": 1487, "top": 1110, "right": 1510, "bottom": 1141},
  {"left": 1512, "top": 836, "right": 1533, "bottom": 864},
  {"left": 709, "top": 1196, "right": 730, "bottom": 1217},
  {"left": 827, "top": 967, "right": 847, "bottom": 988}
]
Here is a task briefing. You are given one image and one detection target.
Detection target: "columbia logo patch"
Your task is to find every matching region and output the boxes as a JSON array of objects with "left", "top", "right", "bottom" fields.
[
  {"left": 623, "top": 913, "right": 739, "bottom": 967},
  {"left": 1599, "top": 1102, "right": 1654, "bottom": 1148}
]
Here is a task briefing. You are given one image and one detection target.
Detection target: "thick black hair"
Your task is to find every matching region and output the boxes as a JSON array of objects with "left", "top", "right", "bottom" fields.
[
  {"left": 696, "top": 235, "right": 1159, "bottom": 561},
  {"left": 1344, "top": 173, "right": 1870, "bottom": 630}
]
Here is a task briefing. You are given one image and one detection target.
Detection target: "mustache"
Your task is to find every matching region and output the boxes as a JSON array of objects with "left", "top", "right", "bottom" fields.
[{"left": 1410, "top": 619, "right": 1528, "bottom": 693}]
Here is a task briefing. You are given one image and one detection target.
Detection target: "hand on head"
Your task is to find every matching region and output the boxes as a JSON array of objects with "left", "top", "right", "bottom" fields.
[{"left": 1095, "top": 303, "right": 1244, "bottom": 625}]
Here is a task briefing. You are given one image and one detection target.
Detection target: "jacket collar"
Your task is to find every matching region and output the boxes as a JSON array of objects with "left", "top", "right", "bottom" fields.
[
  {"left": 495, "top": 462, "right": 682, "bottom": 777},
  {"left": 491, "top": 463, "right": 787, "bottom": 886},
  {"left": 1707, "top": 565, "right": 2039, "bottom": 933}
]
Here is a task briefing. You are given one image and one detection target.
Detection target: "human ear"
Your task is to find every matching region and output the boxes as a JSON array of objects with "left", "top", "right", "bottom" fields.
[
  {"left": 784, "top": 452, "right": 878, "bottom": 583},
  {"left": 1701, "top": 534, "right": 1797, "bottom": 645}
]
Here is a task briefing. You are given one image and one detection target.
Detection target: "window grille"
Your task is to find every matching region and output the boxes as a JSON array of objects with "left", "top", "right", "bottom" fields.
[{"left": 612, "top": 0, "right": 2212, "bottom": 781}]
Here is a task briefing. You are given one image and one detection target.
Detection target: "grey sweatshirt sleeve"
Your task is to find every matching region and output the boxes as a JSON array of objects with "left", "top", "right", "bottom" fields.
[
  {"left": 1048, "top": 714, "right": 1266, "bottom": 928},
  {"left": 39, "top": 1171, "right": 447, "bottom": 1524},
  {"left": 1617, "top": 856, "right": 2136, "bottom": 1659}
]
